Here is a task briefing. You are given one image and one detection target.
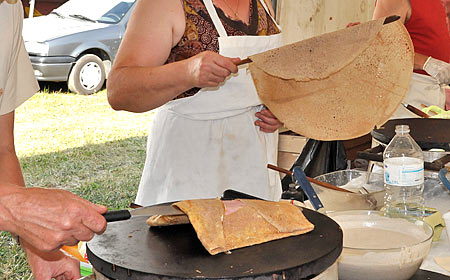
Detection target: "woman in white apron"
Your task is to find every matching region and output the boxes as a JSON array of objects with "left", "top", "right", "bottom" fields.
[{"left": 108, "top": 0, "right": 284, "bottom": 205}]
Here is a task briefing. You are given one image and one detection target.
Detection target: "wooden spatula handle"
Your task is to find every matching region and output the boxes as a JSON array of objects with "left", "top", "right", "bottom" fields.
[
  {"left": 235, "top": 58, "right": 252, "bottom": 66},
  {"left": 267, "top": 164, "right": 354, "bottom": 193},
  {"left": 402, "top": 103, "right": 430, "bottom": 118}
]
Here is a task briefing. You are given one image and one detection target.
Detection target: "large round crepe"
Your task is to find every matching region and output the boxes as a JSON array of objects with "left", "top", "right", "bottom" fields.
[{"left": 249, "top": 18, "right": 414, "bottom": 140}]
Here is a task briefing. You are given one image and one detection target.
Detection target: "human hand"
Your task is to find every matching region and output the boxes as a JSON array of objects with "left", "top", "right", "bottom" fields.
[
  {"left": 423, "top": 57, "right": 450, "bottom": 85},
  {"left": 187, "top": 51, "right": 240, "bottom": 88},
  {"left": 1, "top": 187, "right": 107, "bottom": 252},
  {"left": 255, "top": 108, "right": 284, "bottom": 133},
  {"left": 23, "top": 240, "right": 81, "bottom": 280}
]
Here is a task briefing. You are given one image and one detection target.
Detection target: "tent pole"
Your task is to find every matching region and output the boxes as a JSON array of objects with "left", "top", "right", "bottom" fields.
[{"left": 29, "top": 0, "right": 35, "bottom": 18}]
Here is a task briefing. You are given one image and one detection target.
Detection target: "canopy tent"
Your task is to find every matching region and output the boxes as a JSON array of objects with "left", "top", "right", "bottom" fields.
[
  {"left": 24, "top": 0, "right": 67, "bottom": 17},
  {"left": 28, "top": 0, "right": 34, "bottom": 17}
]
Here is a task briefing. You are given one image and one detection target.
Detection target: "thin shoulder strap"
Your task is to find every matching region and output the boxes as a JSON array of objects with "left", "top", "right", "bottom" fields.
[{"left": 258, "top": 0, "right": 281, "bottom": 30}]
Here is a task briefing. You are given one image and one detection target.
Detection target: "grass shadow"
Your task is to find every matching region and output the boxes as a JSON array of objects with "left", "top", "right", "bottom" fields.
[
  {"left": 38, "top": 81, "right": 69, "bottom": 94},
  {"left": 20, "top": 135, "right": 148, "bottom": 210},
  {"left": 38, "top": 81, "right": 107, "bottom": 95}
]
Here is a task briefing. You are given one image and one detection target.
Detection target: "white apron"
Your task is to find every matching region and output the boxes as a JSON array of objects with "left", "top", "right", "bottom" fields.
[
  {"left": 136, "top": 0, "right": 283, "bottom": 206},
  {"left": 391, "top": 72, "right": 446, "bottom": 119}
]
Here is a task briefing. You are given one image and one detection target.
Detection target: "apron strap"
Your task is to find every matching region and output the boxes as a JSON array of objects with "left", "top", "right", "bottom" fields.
[
  {"left": 258, "top": 0, "right": 281, "bottom": 30},
  {"left": 203, "top": 0, "right": 228, "bottom": 38}
]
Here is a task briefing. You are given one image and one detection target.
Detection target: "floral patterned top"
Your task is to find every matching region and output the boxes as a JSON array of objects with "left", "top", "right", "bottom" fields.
[{"left": 168, "top": 0, "right": 280, "bottom": 99}]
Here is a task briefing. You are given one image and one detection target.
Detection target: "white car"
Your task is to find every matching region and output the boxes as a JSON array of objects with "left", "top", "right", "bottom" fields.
[{"left": 23, "top": 0, "right": 136, "bottom": 94}]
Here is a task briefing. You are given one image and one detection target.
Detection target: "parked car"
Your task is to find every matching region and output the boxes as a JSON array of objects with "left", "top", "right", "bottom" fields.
[{"left": 22, "top": 0, "right": 136, "bottom": 95}]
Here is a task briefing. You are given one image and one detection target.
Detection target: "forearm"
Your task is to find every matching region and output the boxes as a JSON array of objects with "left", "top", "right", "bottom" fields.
[
  {"left": 0, "top": 149, "right": 25, "bottom": 187},
  {"left": 414, "top": 52, "right": 430, "bottom": 71},
  {"left": 23, "top": 239, "right": 82, "bottom": 280},
  {"left": 107, "top": 60, "right": 195, "bottom": 113},
  {"left": 0, "top": 143, "right": 26, "bottom": 233},
  {"left": 0, "top": 183, "right": 25, "bottom": 233},
  {"left": 0, "top": 110, "right": 24, "bottom": 186}
]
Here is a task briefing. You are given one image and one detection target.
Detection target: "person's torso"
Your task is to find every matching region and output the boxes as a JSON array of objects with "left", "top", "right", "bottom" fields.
[
  {"left": 406, "top": 0, "right": 450, "bottom": 75},
  {"left": 0, "top": 0, "right": 23, "bottom": 88},
  {"left": 167, "top": 0, "right": 280, "bottom": 99},
  {"left": 0, "top": 0, "right": 38, "bottom": 115}
]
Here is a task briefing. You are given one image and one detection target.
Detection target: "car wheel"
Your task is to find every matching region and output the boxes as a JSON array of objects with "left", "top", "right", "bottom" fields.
[{"left": 68, "top": 54, "right": 105, "bottom": 95}]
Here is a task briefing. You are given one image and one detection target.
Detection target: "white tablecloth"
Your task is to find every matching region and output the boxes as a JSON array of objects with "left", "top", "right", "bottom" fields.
[{"left": 421, "top": 227, "right": 450, "bottom": 276}]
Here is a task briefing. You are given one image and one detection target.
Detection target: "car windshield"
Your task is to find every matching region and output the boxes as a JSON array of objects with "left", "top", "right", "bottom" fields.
[{"left": 53, "top": 0, "right": 135, "bottom": 24}]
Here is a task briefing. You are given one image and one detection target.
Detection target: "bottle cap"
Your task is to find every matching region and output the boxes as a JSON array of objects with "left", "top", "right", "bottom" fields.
[{"left": 395, "top": 124, "right": 410, "bottom": 134}]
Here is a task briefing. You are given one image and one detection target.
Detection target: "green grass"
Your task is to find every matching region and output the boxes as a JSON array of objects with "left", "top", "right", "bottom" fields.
[{"left": 0, "top": 88, "right": 155, "bottom": 279}]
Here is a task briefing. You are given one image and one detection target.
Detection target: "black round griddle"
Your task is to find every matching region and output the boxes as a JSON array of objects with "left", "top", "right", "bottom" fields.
[
  {"left": 372, "top": 118, "right": 450, "bottom": 151},
  {"left": 87, "top": 206, "right": 342, "bottom": 279}
]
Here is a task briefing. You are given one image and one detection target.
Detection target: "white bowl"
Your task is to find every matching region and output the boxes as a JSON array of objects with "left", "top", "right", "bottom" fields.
[{"left": 328, "top": 210, "right": 433, "bottom": 280}]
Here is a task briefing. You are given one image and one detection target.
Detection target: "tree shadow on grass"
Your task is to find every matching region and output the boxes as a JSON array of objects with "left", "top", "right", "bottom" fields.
[
  {"left": 38, "top": 80, "right": 107, "bottom": 94},
  {"left": 38, "top": 81, "right": 69, "bottom": 93},
  {"left": 20, "top": 135, "right": 148, "bottom": 210}
]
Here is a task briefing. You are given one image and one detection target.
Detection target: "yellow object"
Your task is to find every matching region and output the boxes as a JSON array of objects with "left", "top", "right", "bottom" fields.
[
  {"left": 24, "top": 7, "right": 42, "bottom": 17},
  {"left": 62, "top": 242, "right": 89, "bottom": 263},
  {"left": 423, "top": 207, "right": 446, "bottom": 242},
  {"left": 421, "top": 105, "right": 450, "bottom": 119},
  {"left": 434, "top": 256, "right": 450, "bottom": 273}
]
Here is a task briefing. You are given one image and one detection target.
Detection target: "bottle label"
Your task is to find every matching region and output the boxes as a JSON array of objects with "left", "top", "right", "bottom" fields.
[{"left": 384, "top": 157, "right": 424, "bottom": 186}]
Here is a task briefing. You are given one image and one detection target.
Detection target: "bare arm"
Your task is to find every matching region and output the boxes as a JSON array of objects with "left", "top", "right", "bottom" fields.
[
  {"left": 413, "top": 52, "right": 430, "bottom": 70},
  {"left": 23, "top": 240, "right": 81, "bottom": 280},
  {"left": 0, "top": 111, "right": 25, "bottom": 186},
  {"left": 107, "top": 0, "right": 240, "bottom": 113},
  {"left": 373, "top": 0, "right": 429, "bottom": 70},
  {"left": 0, "top": 105, "right": 100, "bottom": 280},
  {"left": 0, "top": 110, "right": 108, "bottom": 251},
  {"left": 264, "top": 0, "right": 276, "bottom": 17},
  {"left": 372, "top": 0, "right": 410, "bottom": 23}
]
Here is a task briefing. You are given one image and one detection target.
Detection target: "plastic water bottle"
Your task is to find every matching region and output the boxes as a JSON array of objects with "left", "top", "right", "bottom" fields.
[{"left": 383, "top": 125, "right": 424, "bottom": 220}]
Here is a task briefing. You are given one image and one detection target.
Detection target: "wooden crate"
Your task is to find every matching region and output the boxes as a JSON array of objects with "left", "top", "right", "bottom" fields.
[{"left": 277, "top": 134, "right": 307, "bottom": 172}]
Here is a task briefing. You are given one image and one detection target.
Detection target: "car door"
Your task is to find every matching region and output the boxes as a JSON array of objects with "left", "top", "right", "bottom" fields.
[{"left": 101, "top": 1, "right": 136, "bottom": 63}]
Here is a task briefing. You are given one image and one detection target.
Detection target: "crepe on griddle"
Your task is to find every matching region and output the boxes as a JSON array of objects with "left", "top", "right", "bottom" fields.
[
  {"left": 248, "top": 18, "right": 414, "bottom": 140},
  {"left": 146, "top": 214, "right": 190, "bottom": 227},
  {"left": 152, "top": 199, "right": 314, "bottom": 255}
]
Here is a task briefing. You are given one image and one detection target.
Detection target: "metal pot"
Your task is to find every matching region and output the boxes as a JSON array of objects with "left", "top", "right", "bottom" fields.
[{"left": 310, "top": 170, "right": 385, "bottom": 212}]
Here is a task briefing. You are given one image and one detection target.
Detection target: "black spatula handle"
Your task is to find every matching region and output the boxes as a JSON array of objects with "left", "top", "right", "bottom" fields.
[
  {"left": 103, "top": 210, "right": 131, "bottom": 222},
  {"left": 222, "top": 189, "right": 262, "bottom": 200},
  {"left": 383, "top": 15, "right": 400, "bottom": 24}
]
